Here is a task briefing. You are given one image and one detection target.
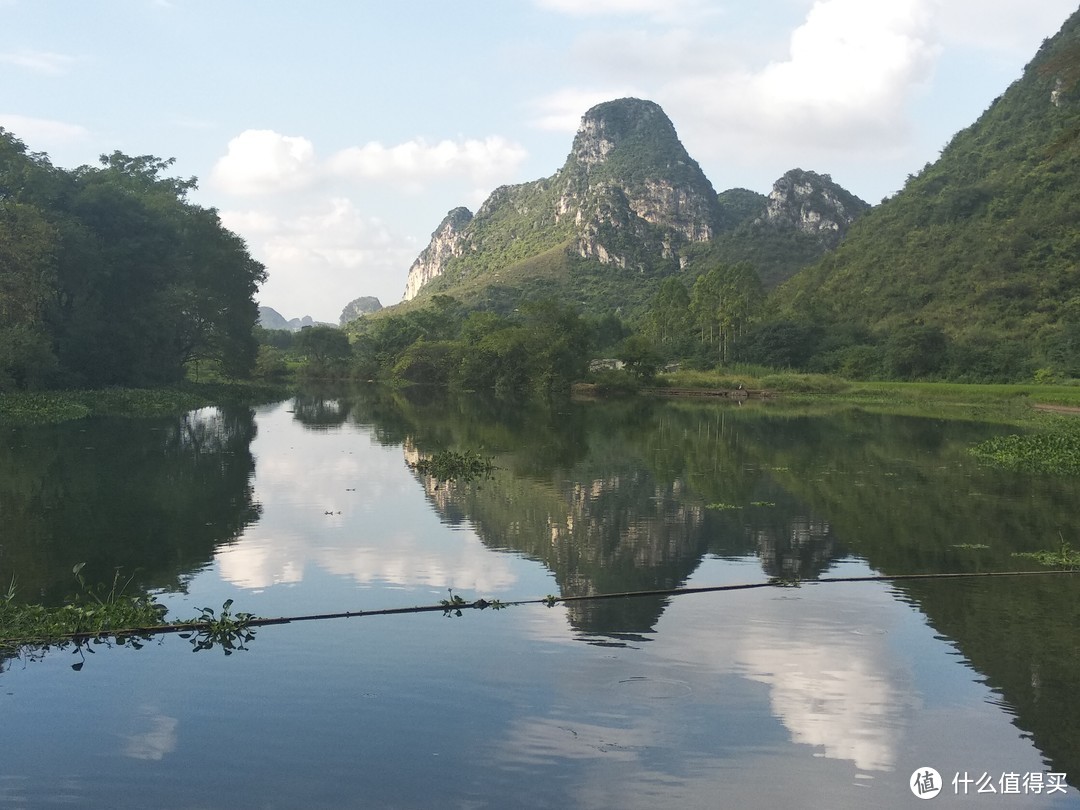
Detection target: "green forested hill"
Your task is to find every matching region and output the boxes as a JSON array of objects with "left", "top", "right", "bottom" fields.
[
  {"left": 394, "top": 99, "right": 867, "bottom": 323},
  {"left": 771, "top": 9, "right": 1080, "bottom": 380}
]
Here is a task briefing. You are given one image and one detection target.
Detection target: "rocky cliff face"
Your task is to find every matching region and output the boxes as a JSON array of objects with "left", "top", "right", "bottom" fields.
[
  {"left": 339, "top": 295, "right": 383, "bottom": 326},
  {"left": 403, "top": 207, "right": 473, "bottom": 301},
  {"left": 559, "top": 98, "right": 721, "bottom": 264},
  {"left": 401, "top": 98, "right": 722, "bottom": 300},
  {"left": 758, "top": 169, "right": 869, "bottom": 248},
  {"left": 398, "top": 99, "right": 867, "bottom": 303}
]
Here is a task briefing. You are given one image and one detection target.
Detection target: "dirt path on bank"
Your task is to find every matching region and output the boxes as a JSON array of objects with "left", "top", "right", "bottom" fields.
[{"left": 1032, "top": 403, "right": 1080, "bottom": 415}]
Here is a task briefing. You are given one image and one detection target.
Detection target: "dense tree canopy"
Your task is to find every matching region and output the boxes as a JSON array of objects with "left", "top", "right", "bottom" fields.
[{"left": 0, "top": 129, "right": 265, "bottom": 391}]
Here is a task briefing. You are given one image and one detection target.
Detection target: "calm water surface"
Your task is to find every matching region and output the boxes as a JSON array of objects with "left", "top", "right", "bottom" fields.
[{"left": 1, "top": 387, "right": 1079, "bottom": 809}]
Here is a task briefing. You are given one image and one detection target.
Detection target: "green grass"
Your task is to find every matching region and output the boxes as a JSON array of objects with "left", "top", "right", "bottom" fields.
[
  {"left": 0, "top": 380, "right": 288, "bottom": 425},
  {"left": 641, "top": 372, "right": 1080, "bottom": 429},
  {"left": 0, "top": 565, "right": 258, "bottom": 658},
  {"left": 0, "top": 565, "right": 168, "bottom": 655}
]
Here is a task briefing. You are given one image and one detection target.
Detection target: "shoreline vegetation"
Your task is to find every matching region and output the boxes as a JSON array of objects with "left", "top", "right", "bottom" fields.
[
  {"left": 4, "top": 372, "right": 1079, "bottom": 478},
  {"left": 0, "top": 380, "right": 289, "bottom": 424},
  {"left": 5, "top": 372, "right": 1080, "bottom": 426}
]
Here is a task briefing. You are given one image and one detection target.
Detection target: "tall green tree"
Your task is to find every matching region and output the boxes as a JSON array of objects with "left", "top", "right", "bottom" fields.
[
  {"left": 690, "top": 263, "right": 763, "bottom": 364},
  {"left": 645, "top": 277, "right": 693, "bottom": 355}
]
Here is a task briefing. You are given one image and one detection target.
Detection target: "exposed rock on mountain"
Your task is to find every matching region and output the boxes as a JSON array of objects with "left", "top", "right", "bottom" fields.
[
  {"left": 757, "top": 169, "right": 869, "bottom": 248},
  {"left": 398, "top": 97, "right": 866, "bottom": 311},
  {"left": 403, "top": 208, "right": 473, "bottom": 301},
  {"left": 558, "top": 98, "right": 722, "bottom": 265},
  {"left": 339, "top": 295, "right": 383, "bottom": 326},
  {"left": 402, "top": 98, "right": 723, "bottom": 302},
  {"left": 700, "top": 171, "right": 869, "bottom": 289}
]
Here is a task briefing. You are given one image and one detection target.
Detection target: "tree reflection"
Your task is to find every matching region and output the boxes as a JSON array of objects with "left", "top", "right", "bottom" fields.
[{"left": 0, "top": 406, "right": 260, "bottom": 604}]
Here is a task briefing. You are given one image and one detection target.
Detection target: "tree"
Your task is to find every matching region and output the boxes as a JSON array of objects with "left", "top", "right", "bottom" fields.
[
  {"left": 0, "top": 202, "right": 58, "bottom": 389},
  {"left": 883, "top": 324, "right": 949, "bottom": 380},
  {"left": 616, "top": 334, "right": 663, "bottom": 382},
  {"left": 1, "top": 133, "right": 266, "bottom": 388},
  {"left": 296, "top": 325, "right": 351, "bottom": 367},
  {"left": 734, "top": 320, "right": 821, "bottom": 369},
  {"left": 645, "top": 277, "right": 692, "bottom": 355},
  {"left": 691, "top": 263, "right": 763, "bottom": 364},
  {"left": 391, "top": 340, "right": 460, "bottom": 385}
]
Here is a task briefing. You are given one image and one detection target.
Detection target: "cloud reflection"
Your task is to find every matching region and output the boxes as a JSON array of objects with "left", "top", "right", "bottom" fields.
[
  {"left": 213, "top": 406, "right": 518, "bottom": 594},
  {"left": 123, "top": 710, "right": 178, "bottom": 761},
  {"left": 508, "top": 584, "right": 917, "bottom": 788},
  {"left": 734, "top": 616, "right": 912, "bottom": 772}
]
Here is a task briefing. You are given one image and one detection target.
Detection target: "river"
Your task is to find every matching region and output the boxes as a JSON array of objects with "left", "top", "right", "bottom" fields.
[{"left": 1, "top": 385, "right": 1078, "bottom": 808}]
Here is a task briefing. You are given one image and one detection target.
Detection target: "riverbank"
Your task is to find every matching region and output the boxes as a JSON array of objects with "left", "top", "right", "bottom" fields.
[
  {"left": 577, "top": 371, "right": 1080, "bottom": 431},
  {"left": 0, "top": 380, "right": 289, "bottom": 425}
]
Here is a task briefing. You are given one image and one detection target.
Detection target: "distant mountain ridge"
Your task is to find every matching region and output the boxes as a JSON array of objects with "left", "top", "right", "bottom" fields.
[
  {"left": 258, "top": 307, "right": 333, "bottom": 331},
  {"left": 400, "top": 98, "right": 866, "bottom": 311}
]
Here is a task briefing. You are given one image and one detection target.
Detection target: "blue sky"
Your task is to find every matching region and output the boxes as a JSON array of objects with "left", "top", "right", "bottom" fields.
[{"left": 2, "top": 0, "right": 1076, "bottom": 322}]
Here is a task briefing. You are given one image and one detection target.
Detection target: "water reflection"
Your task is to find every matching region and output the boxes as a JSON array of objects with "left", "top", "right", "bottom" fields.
[
  {"left": 123, "top": 708, "right": 179, "bottom": 761},
  {"left": 212, "top": 401, "right": 520, "bottom": 595},
  {"left": 734, "top": 603, "right": 914, "bottom": 772},
  {"left": 4, "top": 386, "right": 1080, "bottom": 803},
  {"left": 0, "top": 406, "right": 260, "bottom": 602},
  {"left": 493, "top": 582, "right": 937, "bottom": 807}
]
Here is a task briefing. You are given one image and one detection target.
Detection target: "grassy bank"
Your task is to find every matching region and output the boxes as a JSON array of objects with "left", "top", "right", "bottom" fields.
[
  {"left": 0, "top": 380, "right": 289, "bottom": 425},
  {"left": 648, "top": 370, "right": 1080, "bottom": 474},
  {"left": 651, "top": 370, "right": 1080, "bottom": 413}
]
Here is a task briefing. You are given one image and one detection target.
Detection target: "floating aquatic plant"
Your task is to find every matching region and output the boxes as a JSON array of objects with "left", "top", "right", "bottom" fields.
[{"left": 410, "top": 450, "right": 496, "bottom": 485}]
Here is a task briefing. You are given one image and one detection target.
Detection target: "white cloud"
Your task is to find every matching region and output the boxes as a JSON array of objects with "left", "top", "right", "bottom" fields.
[
  {"left": 0, "top": 114, "right": 89, "bottom": 145},
  {"left": 935, "top": 0, "right": 1078, "bottom": 53},
  {"left": 329, "top": 136, "right": 527, "bottom": 189},
  {"left": 541, "top": 0, "right": 940, "bottom": 160},
  {"left": 221, "top": 197, "right": 417, "bottom": 315},
  {"left": 0, "top": 48, "right": 75, "bottom": 75},
  {"left": 210, "top": 130, "right": 527, "bottom": 313},
  {"left": 211, "top": 129, "right": 318, "bottom": 195},
  {"left": 212, "top": 130, "right": 527, "bottom": 196},
  {"left": 529, "top": 88, "right": 641, "bottom": 132},
  {"left": 746, "top": 0, "right": 938, "bottom": 139}
]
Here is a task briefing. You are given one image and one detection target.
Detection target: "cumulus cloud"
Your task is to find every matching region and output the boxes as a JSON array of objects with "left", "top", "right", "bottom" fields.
[
  {"left": 211, "top": 129, "right": 318, "bottom": 195},
  {"left": 539, "top": 0, "right": 940, "bottom": 158},
  {"left": 745, "top": 0, "right": 938, "bottom": 140},
  {"left": 212, "top": 130, "right": 527, "bottom": 196},
  {"left": 221, "top": 197, "right": 417, "bottom": 315},
  {"left": 0, "top": 114, "right": 89, "bottom": 144},
  {"left": 0, "top": 48, "right": 75, "bottom": 75},
  {"left": 329, "top": 136, "right": 527, "bottom": 189}
]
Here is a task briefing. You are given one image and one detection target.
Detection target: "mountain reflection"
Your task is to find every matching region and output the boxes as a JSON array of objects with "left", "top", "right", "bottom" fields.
[{"left": 391, "top": 389, "right": 848, "bottom": 638}]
